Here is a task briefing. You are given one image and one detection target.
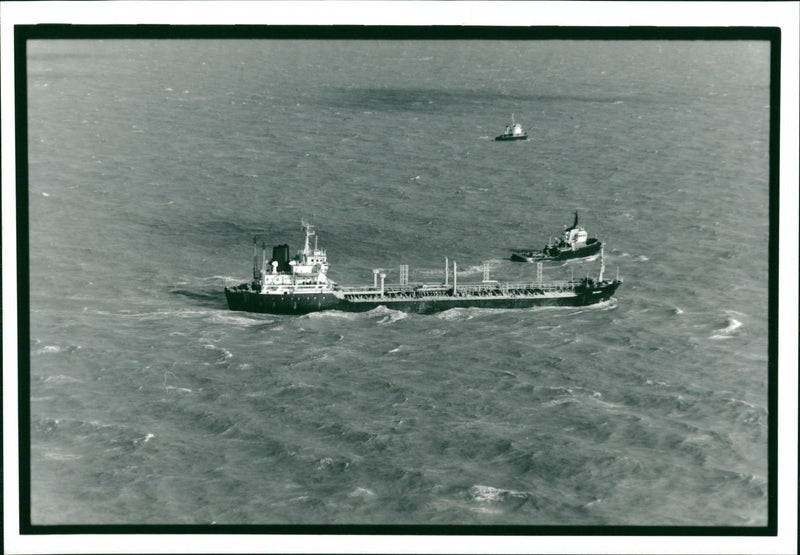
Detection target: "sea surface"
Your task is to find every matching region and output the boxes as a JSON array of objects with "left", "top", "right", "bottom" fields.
[{"left": 25, "top": 39, "right": 770, "bottom": 526}]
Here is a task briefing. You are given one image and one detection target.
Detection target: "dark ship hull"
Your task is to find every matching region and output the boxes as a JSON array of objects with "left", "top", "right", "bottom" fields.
[
  {"left": 495, "top": 134, "right": 528, "bottom": 141},
  {"left": 511, "top": 238, "right": 603, "bottom": 263},
  {"left": 225, "top": 279, "right": 621, "bottom": 315}
]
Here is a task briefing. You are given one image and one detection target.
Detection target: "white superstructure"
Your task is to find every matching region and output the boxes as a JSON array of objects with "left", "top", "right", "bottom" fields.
[{"left": 255, "top": 222, "right": 333, "bottom": 293}]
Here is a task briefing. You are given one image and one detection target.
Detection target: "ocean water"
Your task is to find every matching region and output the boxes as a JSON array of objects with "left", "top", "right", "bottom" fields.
[{"left": 25, "top": 39, "right": 770, "bottom": 526}]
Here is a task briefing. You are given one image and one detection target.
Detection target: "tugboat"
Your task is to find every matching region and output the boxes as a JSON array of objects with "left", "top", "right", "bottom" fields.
[
  {"left": 225, "top": 222, "right": 621, "bottom": 315},
  {"left": 511, "top": 211, "right": 603, "bottom": 263},
  {"left": 495, "top": 114, "right": 528, "bottom": 141}
]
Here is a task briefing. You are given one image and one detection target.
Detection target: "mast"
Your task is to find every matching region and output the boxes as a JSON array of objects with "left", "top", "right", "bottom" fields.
[
  {"left": 599, "top": 244, "right": 605, "bottom": 282},
  {"left": 444, "top": 257, "right": 449, "bottom": 286},
  {"left": 301, "top": 221, "right": 314, "bottom": 254},
  {"left": 252, "top": 236, "right": 258, "bottom": 280}
]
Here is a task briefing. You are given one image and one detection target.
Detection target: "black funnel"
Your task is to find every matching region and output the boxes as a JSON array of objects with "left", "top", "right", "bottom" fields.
[{"left": 270, "top": 244, "right": 291, "bottom": 272}]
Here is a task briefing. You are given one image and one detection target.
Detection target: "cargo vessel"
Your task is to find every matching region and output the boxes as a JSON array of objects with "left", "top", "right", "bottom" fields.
[
  {"left": 511, "top": 211, "right": 602, "bottom": 263},
  {"left": 224, "top": 223, "right": 621, "bottom": 315}
]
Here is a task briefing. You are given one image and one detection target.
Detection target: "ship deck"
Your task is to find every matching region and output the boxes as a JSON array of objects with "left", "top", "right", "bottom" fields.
[{"left": 336, "top": 280, "right": 578, "bottom": 302}]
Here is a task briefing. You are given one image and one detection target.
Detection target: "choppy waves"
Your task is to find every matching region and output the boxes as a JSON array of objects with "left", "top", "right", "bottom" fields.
[{"left": 25, "top": 39, "right": 770, "bottom": 527}]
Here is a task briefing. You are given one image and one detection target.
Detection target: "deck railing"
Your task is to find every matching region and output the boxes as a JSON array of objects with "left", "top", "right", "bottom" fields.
[{"left": 337, "top": 280, "right": 578, "bottom": 298}]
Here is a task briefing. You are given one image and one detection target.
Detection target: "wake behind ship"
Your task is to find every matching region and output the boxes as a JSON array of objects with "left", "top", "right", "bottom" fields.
[{"left": 225, "top": 223, "right": 622, "bottom": 315}]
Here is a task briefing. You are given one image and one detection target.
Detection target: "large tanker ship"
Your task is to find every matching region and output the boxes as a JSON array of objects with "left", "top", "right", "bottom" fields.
[{"left": 225, "top": 223, "right": 622, "bottom": 315}]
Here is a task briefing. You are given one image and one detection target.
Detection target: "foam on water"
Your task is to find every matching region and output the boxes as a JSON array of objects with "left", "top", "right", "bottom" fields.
[
  {"left": 207, "top": 311, "right": 274, "bottom": 327},
  {"left": 41, "top": 374, "right": 82, "bottom": 383},
  {"left": 711, "top": 313, "right": 745, "bottom": 339},
  {"left": 202, "top": 343, "right": 234, "bottom": 363}
]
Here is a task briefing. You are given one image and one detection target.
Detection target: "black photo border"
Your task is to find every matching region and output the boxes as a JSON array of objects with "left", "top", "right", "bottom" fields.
[{"left": 13, "top": 23, "right": 781, "bottom": 540}]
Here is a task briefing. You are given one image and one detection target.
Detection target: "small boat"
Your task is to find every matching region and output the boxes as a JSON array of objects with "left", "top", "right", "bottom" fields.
[
  {"left": 511, "top": 211, "right": 603, "bottom": 263},
  {"left": 495, "top": 114, "right": 528, "bottom": 141},
  {"left": 225, "top": 222, "right": 621, "bottom": 315}
]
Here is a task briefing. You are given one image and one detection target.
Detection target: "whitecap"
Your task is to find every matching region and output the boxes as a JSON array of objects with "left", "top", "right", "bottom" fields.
[
  {"left": 207, "top": 312, "right": 274, "bottom": 326},
  {"left": 435, "top": 307, "right": 475, "bottom": 321},
  {"left": 469, "top": 485, "right": 529, "bottom": 504},
  {"left": 560, "top": 253, "right": 599, "bottom": 265},
  {"left": 470, "top": 485, "right": 504, "bottom": 503},
  {"left": 305, "top": 309, "right": 361, "bottom": 321},
  {"left": 44, "top": 452, "right": 82, "bottom": 461},
  {"left": 134, "top": 433, "right": 155, "bottom": 445},
  {"left": 727, "top": 397, "right": 758, "bottom": 410},
  {"left": 203, "top": 343, "right": 233, "bottom": 363},
  {"left": 563, "top": 298, "right": 618, "bottom": 314},
  {"left": 165, "top": 385, "right": 193, "bottom": 393},
  {"left": 42, "top": 374, "right": 80, "bottom": 383},
  {"left": 348, "top": 487, "right": 376, "bottom": 499},
  {"left": 711, "top": 316, "right": 743, "bottom": 339},
  {"left": 377, "top": 310, "right": 408, "bottom": 325}
]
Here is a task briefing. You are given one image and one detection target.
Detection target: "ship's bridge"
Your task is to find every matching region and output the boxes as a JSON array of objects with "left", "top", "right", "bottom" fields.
[{"left": 563, "top": 226, "right": 589, "bottom": 246}]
